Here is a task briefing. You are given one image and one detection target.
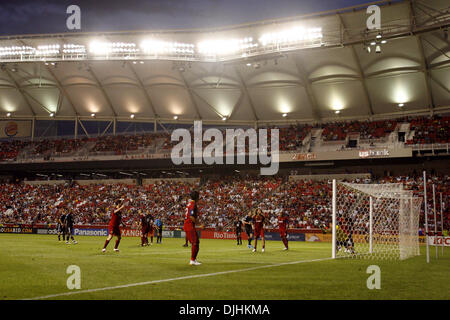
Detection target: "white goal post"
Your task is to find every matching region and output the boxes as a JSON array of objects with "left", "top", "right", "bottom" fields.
[{"left": 332, "top": 179, "right": 422, "bottom": 260}]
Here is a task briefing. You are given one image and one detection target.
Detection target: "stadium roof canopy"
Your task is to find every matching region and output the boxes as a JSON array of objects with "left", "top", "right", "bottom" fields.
[{"left": 0, "top": 0, "right": 449, "bottom": 126}]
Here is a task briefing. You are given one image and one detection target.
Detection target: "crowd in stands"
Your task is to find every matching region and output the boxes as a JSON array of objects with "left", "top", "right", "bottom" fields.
[
  {"left": 320, "top": 119, "right": 397, "bottom": 141},
  {"left": 405, "top": 115, "right": 450, "bottom": 145},
  {"left": 1, "top": 173, "right": 448, "bottom": 233},
  {"left": 0, "top": 115, "right": 448, "bottom": 161}
]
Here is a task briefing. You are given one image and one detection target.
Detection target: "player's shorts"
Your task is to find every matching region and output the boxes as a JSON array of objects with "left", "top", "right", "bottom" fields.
[
  {"left": 66, "top": 226, "right": 73, "bottom": 235},
  {"left": 141, "top": 228, "right": 149, "bottom": 236},
  {"left": 245, "top": 226, "right": 252, "bottom": 236},
  {"left": 254, "top": 228, "right": 264, "bottom": 239},
  {"left": 108, "top": 226, "right": 121, "bottom": 236},
  {"left": 236, "top": 228, "right": 242, "bottom": 235},
  {"left": 148, "top": 225, "right": 154, "bottom": 233},
  {"left": 185, "top": 228, "right": 199, "bottom": 245},
  {"left": 279, "top": 229, "right": 287, "bottom": 238}
]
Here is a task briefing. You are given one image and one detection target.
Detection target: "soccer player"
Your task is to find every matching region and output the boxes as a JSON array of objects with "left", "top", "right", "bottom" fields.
[
  {"left": 278, "top": 212, "right": 289, "bottom": 250},
  {"left": 57, "top": 209, "right": 66, "bottom": 242},
  {"left": 146, "top": 211, "right": 154, "bottom": 245},
  {"left": 252, "top": 209, "right": 265, "bottom": 253},
  {"left": 102, "top": 199, "right": 125, "bottom": 252},
  {"left": 155, "top": 216, "right": 163, "bottom": 244},
  {"left": 235, "top": 217, "right": 243, "bottom": 245},
  {"left": 243, "top": 210, "right": 254, "bottom": 249},
  {"left": 184, "top": 190, "right": 201, "bottom": 265},
  {"left": 65, "top": 209, "right": 78, "bottom": 244},
  {"left": 138, "top": 210, "right": 149, "bottom": 247}
]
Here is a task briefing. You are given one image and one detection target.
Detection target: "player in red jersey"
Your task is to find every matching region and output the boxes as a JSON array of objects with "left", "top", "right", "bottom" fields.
[
  {"left": 138, "top": 210, "right": 149, "bottom": 247},
  {"left": 184, "top": 190, "right": 201, "bottom": 265},
  {"left": 102, "top": 199, "right": 125, "bottom": 252},
  {"left": 146, "top": 211, "right": 155, "bottom": 246},
  {"left": 278, "top": 212, "right": 289, "bottom": 250},
  {"left": 252, "top": 209, "right": 266, "bottom": 253}
]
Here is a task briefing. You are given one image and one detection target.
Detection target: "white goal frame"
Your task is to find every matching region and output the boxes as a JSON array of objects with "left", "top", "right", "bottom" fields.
[{"left": 331, "top": 179, "right": 422, "bottom": 260}]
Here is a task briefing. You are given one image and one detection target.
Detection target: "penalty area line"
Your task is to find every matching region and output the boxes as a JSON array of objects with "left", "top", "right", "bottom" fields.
[{"left": 23, "top": 256, "right": 332, "bottom": 300}]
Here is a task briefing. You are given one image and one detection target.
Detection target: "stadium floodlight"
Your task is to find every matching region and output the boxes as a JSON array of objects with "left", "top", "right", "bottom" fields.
[
  {"left": 381, "top": 40, "right": 387, "bottom": 44},
  {"left": 282, "top": 113, "right": 288, "bottom": 118},
  {"left": 49, "top": 112, "right": 55, "bottom": 117},
  {"left": 335, "top": 110, "right": 341, "bottom": 114},
  {"left": 398, "top": 103, "right": 404, "bottom": 107},
  {"left": 222, "top": 116, "right": 227, "bottom": 121},
  {"left": 0, "top": 45, "right": 35, "bottom": 57},
  {"left": 130, "top": 114, "right": 135, "bottom": 119},
  {"left": 35, "top": 44, "right": 60, "bottom": 55},
  {"left": 259, "top": 27, "right": 323, "bottom": 46},
  {"left": 63, "top": 44, "right": 86, "bottom": 54},
  {"left": 90, "top": 41, "right": 138, "bottom": 55},
  {"left": 6, "top": 112, "right": 11, "bottom": 117},
  {"left": 198, "top": 37, "right": 257, "bottom": 56},
  {"left": 91, "top": 113, "right": 96, "bottom": 117},
  {"left": 375, "top": 45, "right": 381, "bottom": 53},
  {"left": 173, "top": 115, "right": 179, "bottom": 120},
  {"left": 376, "top": 33, "right": 382, "bottom": 39},
  {"left": 141, "top": 40, "right": 194, "bottom": 55}
]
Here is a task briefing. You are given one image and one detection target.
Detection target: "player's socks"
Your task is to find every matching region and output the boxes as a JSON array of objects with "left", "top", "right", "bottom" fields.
[
  {"left": 103, "top": 239, "right": 110, "bottom": 249},
  {"left": 114, "top": 239, "right": 121, "bottom": 249}
]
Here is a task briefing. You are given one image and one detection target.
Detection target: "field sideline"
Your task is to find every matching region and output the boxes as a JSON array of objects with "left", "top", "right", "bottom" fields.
[{"left": 0, "top": 234, "right": 449, "bottom": 300}]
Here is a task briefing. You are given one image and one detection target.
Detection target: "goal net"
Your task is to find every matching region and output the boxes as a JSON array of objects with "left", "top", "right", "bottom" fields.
[{"left": 332, "top": 181, "right": 422, "bottom": 260}]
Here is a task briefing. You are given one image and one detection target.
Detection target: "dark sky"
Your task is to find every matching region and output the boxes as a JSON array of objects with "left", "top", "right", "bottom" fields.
[{"left": 0, "top": 0, "right": 376, "bottom": 36}]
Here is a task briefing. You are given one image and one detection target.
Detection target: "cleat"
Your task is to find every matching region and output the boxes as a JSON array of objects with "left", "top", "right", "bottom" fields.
[
  {"left": 262, "top": 248, "right": 265, "bottom": 253},
  {"left": 190, "top": 260, "right": 202, "bottom": 265},
  {"left": 252, "top": 249, "right": 256, "bottom": 253},
  {"left": 247, "top": 244, "right": 250, "bottom": 248},
  {"left": 283, "top": 247, "right": 288, "bottom": 251},
  {"left": 72, "top": 241, "right": 78, "bottom": 244},
  {"left": 102, "top": 248, "right": 106, "bottom": 252},
  {"left": 114, "top": 248, "right": 120, "bottom": 252},
  {"left": 65, "top": 241, "right": 70, "bottom": 244}
]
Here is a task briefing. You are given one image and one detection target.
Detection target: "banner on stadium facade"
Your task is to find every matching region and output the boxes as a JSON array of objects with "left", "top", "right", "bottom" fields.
[
  {"left": 200, "top": 230, "right": 248, "bottom": 240},
  {"left": 0, "top": 226, "right": 34, "bottom": 234},
  {"left": 0, "top": 120, "right": 32, "bottom": 138},
  {"left": 428, "top": 236, "right": 450, "bottom": 246}
]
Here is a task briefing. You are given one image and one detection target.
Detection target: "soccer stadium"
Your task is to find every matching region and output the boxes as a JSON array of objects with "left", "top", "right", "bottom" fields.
[{"left": 0, "top": 0, "right": 449, "bottom": 304}]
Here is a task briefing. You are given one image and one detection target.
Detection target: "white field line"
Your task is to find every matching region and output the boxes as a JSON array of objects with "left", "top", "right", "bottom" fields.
[{"left": 23, "top": 257, "right": 332, "bottom": 300}]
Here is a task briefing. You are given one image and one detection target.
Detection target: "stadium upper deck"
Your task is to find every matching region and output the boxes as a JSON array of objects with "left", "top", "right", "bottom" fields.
[{"left": 0, "top": 0, "right": 448, "bottom": 127}]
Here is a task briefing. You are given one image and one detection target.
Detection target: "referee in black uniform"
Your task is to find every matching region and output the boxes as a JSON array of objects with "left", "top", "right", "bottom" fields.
[
  {"left": 235, "top": 217, "right": 243, "bottom": 245},
  {"left": 65, "top": 210, "right": 78, "bottom": 244},
  {"left": 243, "top": 211, "right": 254, "bottom": 249}
]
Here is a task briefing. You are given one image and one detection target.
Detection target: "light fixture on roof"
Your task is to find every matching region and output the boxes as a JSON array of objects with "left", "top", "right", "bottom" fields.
[
  {"left": 375, "top": 45, "right": 381, "bottom": 53},
  {"left": 398, "top": 103, "right": 405, "bottom": 108},
  {"left": 376, "top": 33, "right": 382, "bottom": 39},
  {"left": 381, "top": 40, "right": 387, "bottom": 44},
  {"left": 140, "top": 61, "right": 144, "bottom": 64},
  {"left": 370, "top": 41, "right": 376, "bottom": 46},
  {"left": 222, "top": 116, "right": 227, "bottom": 121},
  {"left": 130, "top": 114, "right": 135, "bottom": 119},
  {"left": 246, "top": 63, "right": 252, "bottom": 67},
  {"left": 366, "top": 46, "right": 371, "bottom": 53},
  {"left": 133, "top": 61, "right": 137, "bottom": 64},
  {"left": 173, "top": 115, "right": 178, "bottom": 120},
  {"left": 49, "top": 112, "right": 55, "bottom": 117},
  {"left": 335, "top": 110, "right": 341, "bottom": 114},
  {"left": 282, "top": 113, "right": 288, "bottom": 118},
  {"left": 6, "top": 112, "right": 11, "bottom": 117},
  {"left": 91, "top": 113, "right": 96, "bottom": 117}
]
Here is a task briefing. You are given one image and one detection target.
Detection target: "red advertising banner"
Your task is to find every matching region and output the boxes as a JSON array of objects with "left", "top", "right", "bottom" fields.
[{"left": 200, "top": 230, "right": 249, "bottom": 240}]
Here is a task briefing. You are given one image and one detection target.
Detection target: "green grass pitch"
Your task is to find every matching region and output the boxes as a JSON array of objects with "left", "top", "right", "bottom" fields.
[{"left": 0, "top": 234, "right": 449, "bottom": 300}]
